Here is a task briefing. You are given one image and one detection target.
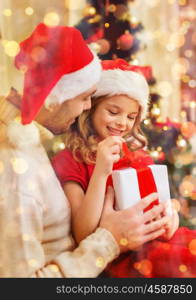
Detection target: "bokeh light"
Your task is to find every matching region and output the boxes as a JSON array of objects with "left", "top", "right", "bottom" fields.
[
  {"left": 43, "top": 12, "right": 60, "bottom": 27},
  {"left": 96, "top": 256, "right": 105, "bottom": 268},
  {"left": 188, "top": 239, "right": 196, "bottom": 255},
  {"left": 10, "top": 158, "right": 28, "bottom": 174},
  {"left": 25, "top": 7, "right": 34, "bottom": 16},
  {"left": 4, "top": 41, "right": 20, "bottom": 57},
  {"left": 3, "top": 9, "right": 12, "bottom": 16}
]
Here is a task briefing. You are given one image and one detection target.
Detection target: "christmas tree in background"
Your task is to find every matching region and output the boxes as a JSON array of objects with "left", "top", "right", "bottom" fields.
[
  {"left": 73, "top": 0, "right": 196, "bottom": 228},
  {"left": 49, "top": 0, "right": 195, "bottom": 229}
]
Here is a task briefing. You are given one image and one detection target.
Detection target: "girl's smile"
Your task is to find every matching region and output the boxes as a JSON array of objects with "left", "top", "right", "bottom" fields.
[{"left": 92, "top": 94, "right": 139, "bottom": 140}]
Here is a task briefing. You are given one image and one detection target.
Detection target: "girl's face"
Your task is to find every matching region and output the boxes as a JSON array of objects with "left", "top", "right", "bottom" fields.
[{"left": 91, "top": 95, "right": 139, "bottom": 140}]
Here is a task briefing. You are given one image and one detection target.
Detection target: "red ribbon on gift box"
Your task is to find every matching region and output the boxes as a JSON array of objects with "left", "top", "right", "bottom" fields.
[{"left": 107, "top": 143, "right": 159, "bottom": 211}]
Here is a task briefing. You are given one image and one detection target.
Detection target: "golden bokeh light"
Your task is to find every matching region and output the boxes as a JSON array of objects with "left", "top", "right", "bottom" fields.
[
  {"left": 88, "top": 7, "right": 96, "bottom": 15},
  {"left": 105, "top": 22, "right": 110, "bottom": 28},
  {"left": 43, "top": 12, "right": 60, "bottom": 27},
  {"left": 4, "top": 41, "right": 20, "bottom": 57},
  {"left": 3, "top": 9, "right": 12, "bottom": 16},
  {"left": 189, "top": 80, "right": 196, "bottom": 88},
  {"left": 156, "top": 81, "right": 173, "bottom": 97},
  {"left": 176, "top": 136, "right": 187, "bottom": 148},
  {"left": 179, "top": 264, "right": 188, "bottom": 273},
  {"left": 28, "top": 259, "right": 39, "bottom": 267},
  {"left": 188, "top": 239, "right": 196, "bottom": 255},
  {"left": 189, "top": 101, "right": 196, "bottom": 109},
  {"left": 10, "top": 157, "right": 28, "bottom": 174},
  {"left": 22, "top": 234, "right": 30, "bottom": 241},
  {"left": 96, "top": 256, "right": 105, "bottom": 268},
  {"left": 151, "top": 106, "right": 161, "bottom": 116},
  {"left": 150, "top": 150, "right": 159, "bottom": 159},
  {"left": 170, "top": 33, "right": 185, "bottom": 48},
  {"left": 172, "top": 58, "right": 189, "bottom": 77},
  {"left": 25, "top": 7, "right": 34, "bottom": 15},
  {"left": 179, "top": 181, "right": 194, "bottom": 197},
  {"left": 120, "top": 238, "right": 128, "bottom": 246},
  {"left": 49, "top": 264, "right": 59, "bottom": 273},
  {"left": 137, "top": 259, "right": 152, "bottom": 276}
]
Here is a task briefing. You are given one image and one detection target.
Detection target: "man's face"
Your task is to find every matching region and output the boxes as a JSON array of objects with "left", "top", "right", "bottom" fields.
[{"left": 35, "top": 85, "right": 97, "bottom": 134}]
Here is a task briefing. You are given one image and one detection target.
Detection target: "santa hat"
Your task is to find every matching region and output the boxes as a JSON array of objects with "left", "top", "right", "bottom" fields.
[
  {"left": 15, "top": 23, "right": 101, "bottom": 124},
  {"left": 93, "top": 59, "right": 150, "bottom": 119}
]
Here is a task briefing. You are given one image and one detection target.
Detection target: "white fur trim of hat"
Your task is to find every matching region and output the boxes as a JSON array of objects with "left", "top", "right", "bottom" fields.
[
  {"left": 45, "top": 51, "right": 101, "bottom": 108},
  {"left": 93, "top": 69, "right": 149, "bottom": 119}
]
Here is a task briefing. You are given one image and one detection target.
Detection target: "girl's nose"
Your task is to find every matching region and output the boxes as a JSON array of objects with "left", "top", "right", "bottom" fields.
[{"left": 116, "top": 116, "right": 127, "bottom": 128}]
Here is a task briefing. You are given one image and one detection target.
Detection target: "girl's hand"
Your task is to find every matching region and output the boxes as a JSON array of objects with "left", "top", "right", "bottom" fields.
[
  {"left": 95, "top": 136, "right": 124, "bottom": 177},
  {"left": 158, "top": 200, "right": 179, "bottom": 241}
]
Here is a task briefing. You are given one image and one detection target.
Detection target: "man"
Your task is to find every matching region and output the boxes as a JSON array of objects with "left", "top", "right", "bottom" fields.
[{"left": 0, "top": 23, "right": 169, "bottom": 277}]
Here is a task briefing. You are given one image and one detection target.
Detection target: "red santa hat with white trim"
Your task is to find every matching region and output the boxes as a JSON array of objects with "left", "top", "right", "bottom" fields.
[
  {"left": 93, "top": 59, "right": 150, "bottom": 119},
  {"left": 15, "top": 23, "right": 101, "bottom": 124}
]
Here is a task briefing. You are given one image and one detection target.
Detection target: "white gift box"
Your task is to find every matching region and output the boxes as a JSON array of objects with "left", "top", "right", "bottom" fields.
[{"left": 112, "top": 164, "right": 172, "bottom": 215}]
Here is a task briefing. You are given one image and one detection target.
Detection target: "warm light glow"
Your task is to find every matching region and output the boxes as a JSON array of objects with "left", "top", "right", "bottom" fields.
[
  {"left": 177, "top": 137, "right": 187, "bottom": 148},
  {"left": 28, "top": 259, "right": 38, "bottom": 267},
  {"left": 151, "top": 150, "right": 159, "bottom": 159},
  {"left": 105, "top": 23, "right": 110, "bottom": 28},
  {"left": 88, "top": 7, "right": 96, "bottom": 15},
  {"left": 44, "top": 12, "right": 60, "bottom": 27},
  {"left": 49, "top": 265, "right": 59, "bottom": 273},
  {"left": 172, "top": 58, "right": 189, "bottom": 77},
  {"left": 189, "top": 80, "right": 196, "bottom": 88},
  {"left": 4, "top": 41, "right": 20, "bottom": 57},
  {"left": 120, "top": 238, "right": 128, "bottom": 246},
  {"left": 179, "top": 0, "right": 187, "bottom": 6},
  {"left": 25, "top": 7, "right": 34, "bottom": 15},
  {"left": 10, "top": 158, "right": 28, "bottom": 174},
  {"left": 151, "top": 106, "right": 161, "bottom": 116},
  {"left": 3, "top": 9, "right": 12, "bottom": 16},
  {"left": 188, "top": 239, "right": 196, "bottom": 255},
  {"left": 179, "top": 264, "right": 187, "bottom": 273},
  {"left": 137, "top": 259, "right": 152, "bottom": 276},
  {"left": 143, "top": 119, "right": 151, "bottom": 125},
  {"left": 157, "top": 81, "right": 173, "bottom": 97},
  {"left": 181, "top": 75, "right": 190, "bottom": 83},
  {"left": 190, "top": 101, "right": 196, "bottom": 108},
  {"left": 96, "top": 257, "right": 105, "bottom": 268}
]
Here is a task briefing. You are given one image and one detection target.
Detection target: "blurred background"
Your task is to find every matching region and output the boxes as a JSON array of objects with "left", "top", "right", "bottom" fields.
[{"left": 0, "top": 0, "right": 195, "bottom": 229}]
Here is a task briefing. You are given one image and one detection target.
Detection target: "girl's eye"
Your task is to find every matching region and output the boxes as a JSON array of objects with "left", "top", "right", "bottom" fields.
[
  {"left": 109, "top": 110, "right": 118, "bottom": 115},
  {"left": 128, "top": 116, "right": 136, "bottom": 120}
]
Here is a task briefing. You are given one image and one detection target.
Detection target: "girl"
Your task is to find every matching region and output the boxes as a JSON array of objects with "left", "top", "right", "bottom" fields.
[{"left": 52, "top": 59, "right": 196, "bottom": 277}]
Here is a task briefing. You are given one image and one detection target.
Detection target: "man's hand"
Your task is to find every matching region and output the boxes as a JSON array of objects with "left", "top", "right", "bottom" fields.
[
  {"left": 6, "top": 87, "right": 22, "bottom": 109},
  {"left": 159, "top": 200, "right": 179, "bottom": 240},
  {"left": 100, "top": 187, "right": 170, "bottom": 253}
]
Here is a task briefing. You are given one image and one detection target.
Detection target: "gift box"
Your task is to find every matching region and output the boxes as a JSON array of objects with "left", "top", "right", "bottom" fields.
[{"left": 112, "top": 165, "right": 172, "bottom": 215}]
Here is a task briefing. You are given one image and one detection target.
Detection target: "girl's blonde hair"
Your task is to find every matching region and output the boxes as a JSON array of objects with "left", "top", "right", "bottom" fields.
[{"left": 64, "top": 96, "right": 147, "bottom": 164}]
